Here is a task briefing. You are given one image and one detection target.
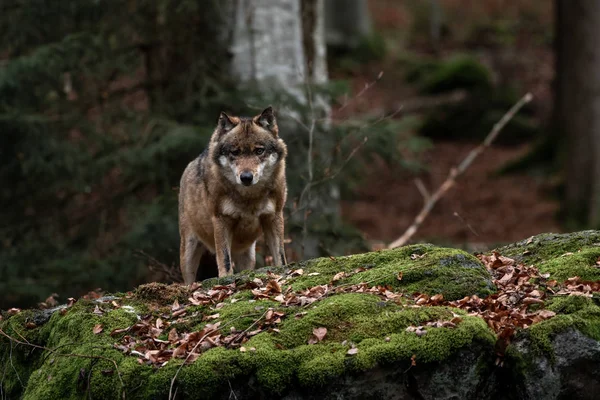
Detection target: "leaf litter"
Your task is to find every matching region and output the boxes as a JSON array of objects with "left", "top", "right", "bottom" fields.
[{"left": 105, "top": 254, "right": 600, "bottom": 367}]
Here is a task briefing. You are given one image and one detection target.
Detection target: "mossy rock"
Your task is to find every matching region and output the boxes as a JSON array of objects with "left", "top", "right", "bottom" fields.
[
  {"left": 2, "top": 234, "right": 600, "bottom": 399},
  {"left": 510, "top": 295, "right": 600, "bottom": 399}
]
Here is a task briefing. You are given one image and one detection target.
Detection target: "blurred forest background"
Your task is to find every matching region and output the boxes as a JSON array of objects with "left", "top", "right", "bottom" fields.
[{"left": 1, "top": 0, "right": 595, "bottom": 309}]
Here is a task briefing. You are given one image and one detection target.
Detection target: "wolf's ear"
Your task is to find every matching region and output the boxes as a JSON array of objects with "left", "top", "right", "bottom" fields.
[
  {"left": 217, "top": 112, "right": 236, "bottom": 133},
  {"left": 254, "top": 106, "right": 278, "bottom": 136}
]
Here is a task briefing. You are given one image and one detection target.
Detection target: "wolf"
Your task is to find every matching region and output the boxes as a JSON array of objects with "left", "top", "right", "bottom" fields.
[{"left": 178, "top": 106, "right": 288, "bottom": 285}]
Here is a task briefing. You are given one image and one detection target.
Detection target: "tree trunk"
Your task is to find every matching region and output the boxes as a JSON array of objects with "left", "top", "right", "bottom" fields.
[
  {"left": 226, "top": 0, "right": 337, "bottom": 259},
  {"left": 555, "top": 1, "right": 600, "bottom": 227}
]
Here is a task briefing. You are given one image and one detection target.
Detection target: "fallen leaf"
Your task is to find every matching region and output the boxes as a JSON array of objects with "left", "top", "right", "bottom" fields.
[
  {"left": 538, "top": 310, "right": 556, "bottom": 319},
  {"left": 265, "top": 280, "right": 282, "bottom": 295},
  {"left": 172, "top": 299, "right": 180, "bottom": 311},
  {"left": 347, "top": 348, "right": 358, "bottom": 355},
  {"left": 168, "top": 328, "right": 178, "bottom": 343},
  {"left": 93, "top": 324, "right": 103, "bottom": 335},
  {"left": 309, "top": 327, "right": 327, "bottom": 344},
  {"left": 332, "top": 272, "right": 346, "bottom": 282}
]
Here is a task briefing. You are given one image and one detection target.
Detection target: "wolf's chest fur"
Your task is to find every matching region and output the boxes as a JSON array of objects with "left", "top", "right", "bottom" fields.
[
  {"left": 219, "top": 197, "right": 275, "bottom": 219},
  {"left": 216, "top": 196, "right": 275, "bottom": 251}
]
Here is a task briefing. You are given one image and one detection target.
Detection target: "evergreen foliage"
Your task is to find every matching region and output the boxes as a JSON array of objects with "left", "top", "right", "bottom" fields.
[{"left": 0, "top": 0, "right": 229, "bottom": 308}]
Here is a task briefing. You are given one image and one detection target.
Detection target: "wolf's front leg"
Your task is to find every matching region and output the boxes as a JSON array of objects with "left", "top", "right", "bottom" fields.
[
  {"left": 213, "top": 216, "right": 233, "bottom": 277},
  {"left": 232, "top": 242, "right": 256, "bottom": 273},
  {"left": 261, "top": 212, "right": 287, "bottom": 267}
]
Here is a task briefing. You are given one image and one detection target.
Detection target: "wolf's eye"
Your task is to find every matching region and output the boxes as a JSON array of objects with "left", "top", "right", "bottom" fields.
[
  {"left": 230, "top": 149, "right": 241, "bottom": 156},
  {"left": 254, "top": 148, "right": 265, "bottom": 155}
]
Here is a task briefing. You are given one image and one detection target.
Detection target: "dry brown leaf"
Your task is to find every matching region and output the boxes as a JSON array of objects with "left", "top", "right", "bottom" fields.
[
  {"left": 265, "top": 280, "right": 282, "bottom": 295},
  {"left": 313, "top": 327, "right": 327, "bottom": 342},
  {"left": 93, "top": 324, "right": 103, "bottom": 335},
  {"left": 538, "top": 310, "right": 556, "bottom": 319},
  {"left": 168, "top": 328, "right": 178, "bottom": 343},
  {"left": 332, "top": 272, "right": 346, "bottom": 282}
]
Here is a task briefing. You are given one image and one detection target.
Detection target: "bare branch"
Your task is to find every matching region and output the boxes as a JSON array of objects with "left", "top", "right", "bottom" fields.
[
  {"left": 387, "top": 92, "right": 533, "bottom": 249},
  {"left": 414, "top": 178, "right": 430, "bottom": 203}
]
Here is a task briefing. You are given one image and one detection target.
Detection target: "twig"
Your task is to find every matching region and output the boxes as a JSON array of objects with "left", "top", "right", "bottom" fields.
[
  {"left": 228, "top": 379, "right": 239, "bottom": 400},
  {"left": 0, "top": 328, "right": 126, "bottom": 399},
  {"left": 387, "top": 92, "right": 533, "bottom": 249},
  {"left": 414, "top": 179, "right": 430, "bottom": 203},
  {"left": 9, "top": 341, "right": 24, "bottom": 389},
  {"left": 337, "top": 71, "right": 384, "bottom": 112},
  {"left": 453, "top": 212, "right": 479, "bottom": 237}
]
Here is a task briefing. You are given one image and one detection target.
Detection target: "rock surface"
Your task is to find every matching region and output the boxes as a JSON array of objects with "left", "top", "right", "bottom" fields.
[{"left": 1, "top": 232, "right": 599, "bottom": 400}]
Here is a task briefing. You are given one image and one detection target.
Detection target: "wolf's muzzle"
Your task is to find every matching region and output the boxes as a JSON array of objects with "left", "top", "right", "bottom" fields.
[{"left": 240, "top": 171, "right": 254, "bottom": 186}]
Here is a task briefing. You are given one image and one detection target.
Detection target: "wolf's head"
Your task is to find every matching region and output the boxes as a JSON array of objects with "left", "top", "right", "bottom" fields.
[{"left": 209, "top": 106, "right": 287, "bottom": 187}]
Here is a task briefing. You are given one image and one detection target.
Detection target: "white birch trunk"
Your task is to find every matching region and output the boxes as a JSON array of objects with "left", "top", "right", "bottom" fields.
[{"left": 229, "top": 0, "right": 306, "bottom": 103}]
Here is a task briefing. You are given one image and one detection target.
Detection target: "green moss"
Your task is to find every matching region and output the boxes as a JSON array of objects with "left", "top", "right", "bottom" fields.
[
  {"left": 18, "top": 300, "right": 139, "bottom": 400},
  {"left": 495, "top": 230, "right": 600, "bottom": 266},
  {"left": 294, "top": 343, "right": 346, "bottom": 386},
  {"left": 349, "top": 315, "right": 494, "bottom": 371},
  {"left": 169, "top": 347, "right": 245, "bottom": 399},
  {"left": 277, "top": 293, "right": 382, "bottom": 347},
  {"left": 0, "top": 310, "right": 55, "bottom": 398},
  {"left": 287, "top": 245, "right": 493, "bottom": 300},
  {"left": 216, "top": 298, "right": 280, "bottom": 332},
  {"left": 536, "top": 248, "right": 600, "bottom": 281}
]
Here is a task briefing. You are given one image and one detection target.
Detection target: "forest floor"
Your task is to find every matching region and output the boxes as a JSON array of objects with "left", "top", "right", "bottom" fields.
[{"left": 334, "top": 0, "right": 561, "bottom": 250}]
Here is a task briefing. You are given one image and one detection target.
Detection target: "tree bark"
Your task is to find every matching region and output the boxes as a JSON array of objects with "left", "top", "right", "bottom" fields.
[
  {"left": 229, "top": 0, "right": 307, "bottom": 102},
  {"left": 555, "top": 1, "right": 600, "bottom": 226},
  {"left": 226, "top": 0, "right": 336, "bottom": 259}
]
